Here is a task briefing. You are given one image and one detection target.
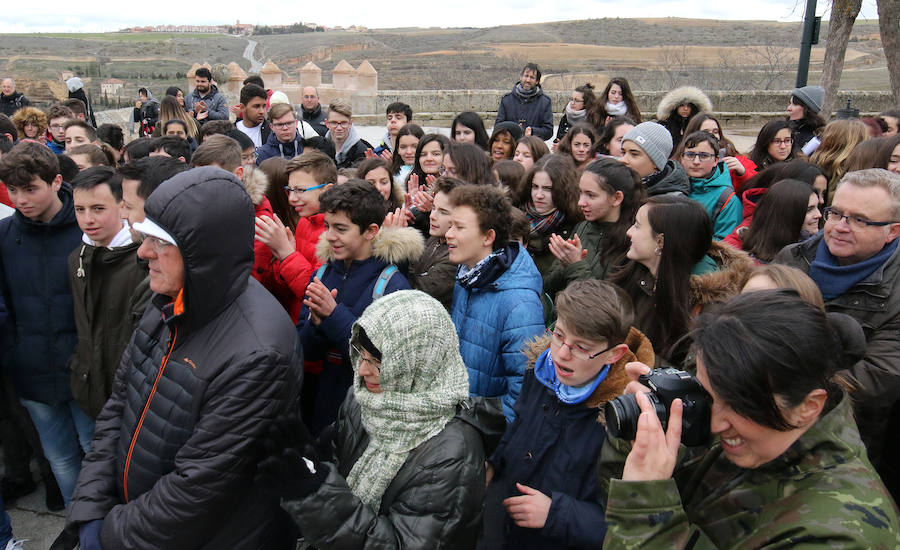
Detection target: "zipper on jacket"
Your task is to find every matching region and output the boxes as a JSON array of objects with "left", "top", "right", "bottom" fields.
[{"left": 122, "top": 326, "right": 178, "bottom": 502}]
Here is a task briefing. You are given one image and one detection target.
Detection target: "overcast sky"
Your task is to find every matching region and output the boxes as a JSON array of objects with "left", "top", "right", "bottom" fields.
[{"left": 0, "top": 0, "right": 882, "bottom": 33}]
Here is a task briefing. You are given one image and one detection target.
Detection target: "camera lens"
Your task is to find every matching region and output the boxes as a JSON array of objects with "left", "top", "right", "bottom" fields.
[{"left": 604, "top": 394, "right": 641, "bottom": 440}]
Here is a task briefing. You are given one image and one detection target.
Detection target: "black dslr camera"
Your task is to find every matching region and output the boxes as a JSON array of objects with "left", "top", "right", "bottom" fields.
[{"left": 604, "top": 368, "right": 711, "bottom": 447}]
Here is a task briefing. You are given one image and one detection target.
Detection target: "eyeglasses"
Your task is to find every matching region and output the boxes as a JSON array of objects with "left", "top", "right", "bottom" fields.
[
  {"left": 138, "top": 233, "right": 174, "bottom": 252},
  {"left": 271, "top": 120, "right": 297, "bottom": 129},
  {"left": 327, "top": 120, "right": 350, "bottom": 128},
  {"left": 50, "top": 124, "right": 67, "bottom": 130},
  {"left": 682, "top": 151, "right": 717, "bottom": 162},
  {"left": 569, "top": 97, "right": 584, "bottom": 104},
  {"left": 823, "top": 207, "right": 896, "bottom": 229},
  {"left": 771, "top": 138, "right": 793, "bottom": 146},
  {"left": 352, "top": 344, "right": 381, "bottom": 372},
  {"left": 439, "top": 165, "right": 458, "bottom": 177},
  {"left": 241, "top": 152, "right": 258, "bottom": 163},
  {"left": 284, "top": 183, "right": 329, "bottom": 195},
  {"left": 549, "top": 328, "right": 615, "bottom": 361}
]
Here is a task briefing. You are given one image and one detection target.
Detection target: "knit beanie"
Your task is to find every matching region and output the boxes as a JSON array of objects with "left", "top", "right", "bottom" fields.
[
  {"left": 623, "top": 122, "right": 673, "bottom": 171},
  {"left": 269, "top": 91, "right": 290, "bottom": 105},
  {"left": 492, "top": 121, "right": 525, "bottom": 141},
  {"left": 792, "top": 86, "right": 825, "bottom": 114}
]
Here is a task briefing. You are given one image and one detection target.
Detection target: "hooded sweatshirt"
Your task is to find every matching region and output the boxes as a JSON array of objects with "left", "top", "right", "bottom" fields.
[
  {"left": 687, "top": 162, "right": 742, "bottom": 241},
  {"left": 327, "top": 125, "right": 371, "bottom": 169}
]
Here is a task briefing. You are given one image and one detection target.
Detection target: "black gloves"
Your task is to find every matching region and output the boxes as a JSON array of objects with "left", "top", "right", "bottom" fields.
[{"left": 255, "top": 414, "right": 329, "bottom": 500}]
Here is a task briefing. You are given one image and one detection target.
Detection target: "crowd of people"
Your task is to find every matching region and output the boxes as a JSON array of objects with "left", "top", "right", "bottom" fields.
[{"left": 0, "top": 62, "right": 899, "bottom": 549}]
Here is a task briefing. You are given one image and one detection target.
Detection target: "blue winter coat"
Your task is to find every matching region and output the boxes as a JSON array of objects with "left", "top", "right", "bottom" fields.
[
  {"left": 0, "top": 184, "right": 82, "bottom": 403},
  {"left": 495, "top": 85, "right": 554, "bottom": 141},
  {"left": 450, "top": 242, "right": 544, "bottom": 423},
  {"left": 688, "top": 162, "right": 742, "bottom": 241}
]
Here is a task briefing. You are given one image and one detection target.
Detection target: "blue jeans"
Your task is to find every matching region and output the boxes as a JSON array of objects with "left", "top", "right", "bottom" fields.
[
  {"left": 0, "top": 492, "right": 11, "bottom": 547},
  {"left": 19, "top": 399, "right": 95, "bottom": 506}
]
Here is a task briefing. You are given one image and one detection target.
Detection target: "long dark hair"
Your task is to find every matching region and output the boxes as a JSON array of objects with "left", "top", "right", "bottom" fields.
[
  {"left": 407, "top": 133, "right": 450, "bottom": 187},
  {"left": 693, "top": 290, "right": 861, "bottom": 430},
  {"left": 741, "top": 159, "right": 823, "bottom": 197},
  {"left": 612, "top": 195, "right": 712, "bottom": 360},
  {"left": 788, "top": 94, "right": 827, "bottom": 136},
  {"left": 597, "top": 116, "right": 636, "bottom": 155},
  {"left": 556, "top": 122, "right": 599, "bottom": 163},
  {"left": 447, "top": 141, "right": 495, "bottom": 185},
  {"left": 748, "top": 120, "right": 798, "bottom": 169},
  {"left": 742, "top": 179, "right": 814, "bottom": 262},
  {"left": 451, "top": 111, "right": 489, "bottom": 151},
  {"left": 357, "top": 157, "right": 403, "bottom": 210},
  {"left": 516, "top": 154, "right": 581, "bottom": 221},
  {"left": 593, "top": 77, "right": 642, "bottom": 124},
  {"left": 582, "top": 158, "right": 644, "bottom": 265},
  {"left": 673, "top": 113, "right": 739, "bottom": 158},
  {"left": 390, "top": 123, "right": 424, "bottom": 175},
  {"left": 258, "top": 157, "right": 299, "bottom": 232}
]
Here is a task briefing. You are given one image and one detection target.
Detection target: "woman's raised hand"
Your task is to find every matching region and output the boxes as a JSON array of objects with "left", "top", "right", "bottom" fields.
[{"left": 622, "top": 391, "right": 682, "bottom": 482}]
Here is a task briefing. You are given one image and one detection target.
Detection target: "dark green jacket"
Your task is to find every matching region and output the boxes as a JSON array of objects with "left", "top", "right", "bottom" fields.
[
  {"left": 68, "top": 239, "right": 151, "bottom": 418},
  {"left": 543, "top": 220, "right": 620, "bottom": 298},
  {"left": 599, "top": 395, "right": 900, "bottom": 549}
]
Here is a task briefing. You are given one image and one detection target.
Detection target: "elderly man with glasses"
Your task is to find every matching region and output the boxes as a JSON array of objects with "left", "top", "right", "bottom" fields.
[
  {"left": 67, "top": 166, "right": 302, "bottom": 549},
  {"left": 776, "top": 168, "right": 900, "bottom": 502}
]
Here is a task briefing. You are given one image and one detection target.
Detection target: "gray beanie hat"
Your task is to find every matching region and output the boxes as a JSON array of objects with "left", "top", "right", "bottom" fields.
[
  {"left": 791, "top": 85, "right": 825, "bottom": 114},
  {"left": 623, "top": 122, "right": 673, "bottom": 171}
]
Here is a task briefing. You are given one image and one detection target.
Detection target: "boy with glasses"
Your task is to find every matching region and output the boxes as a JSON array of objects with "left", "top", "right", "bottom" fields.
[
  {"left": 325, "top": 99, "right": 370, "bottom": 169},
  {"left": 479, "top": 279, "right": 653, "bottom": 549},
  {"left": 257, "top": 103, "right": 305, "bottom": 164},
  {"left": 255, "top": 150, "right": 336, "bottom": 322},
  {"left": 46, "top": 104, "right": 75, "bottom": 155}
]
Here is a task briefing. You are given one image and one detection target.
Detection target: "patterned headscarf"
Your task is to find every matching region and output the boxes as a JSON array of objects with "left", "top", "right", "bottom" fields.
[{"left": 347, "top": 290, "right": 470, "bottom": 511}]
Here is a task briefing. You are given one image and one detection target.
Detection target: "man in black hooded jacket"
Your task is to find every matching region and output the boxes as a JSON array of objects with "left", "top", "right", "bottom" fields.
[{"left": 67, "top": 166, "right": 302, "bottom": 549}]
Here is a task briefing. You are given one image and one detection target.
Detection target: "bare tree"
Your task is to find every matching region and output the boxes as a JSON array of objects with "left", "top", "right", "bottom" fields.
[
  {"left": 821, "top": 0, "right": 862, "bottom": 119},
  {"left": 878, "top": 0, "right": 900, "bottom": 104},
  {"left": 751, "top": 44, "right": 795, "bottom": 90},
  {"left": 657, "top": 45, "right": 690, "bottom": 89}
]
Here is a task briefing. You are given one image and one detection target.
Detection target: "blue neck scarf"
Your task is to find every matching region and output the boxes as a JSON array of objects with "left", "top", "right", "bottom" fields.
[
  {"left": 808, "top": 238, "right": 898, "bottom": 300},
  {"left": 533, "top": 348, "right": 610, "bottom": 405}
]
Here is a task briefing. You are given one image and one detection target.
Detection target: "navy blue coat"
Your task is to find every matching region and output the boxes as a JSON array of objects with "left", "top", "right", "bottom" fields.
[
  {"left": 256, "top": 131, "right": 305, "bottom": 165},
  {"left": 0, "top": 184, "right": 82, "bottom": 404},
  {"left": 495, "top": 86, "right": 554, "bottom": 141},
  {"left": 479, "top": 369, "right": 608, "bottom": 549}
]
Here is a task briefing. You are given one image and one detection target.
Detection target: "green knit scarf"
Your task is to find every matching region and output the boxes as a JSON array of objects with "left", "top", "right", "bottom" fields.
[{"left": 347, "top": 290, "right": 470, "bottom": 511}]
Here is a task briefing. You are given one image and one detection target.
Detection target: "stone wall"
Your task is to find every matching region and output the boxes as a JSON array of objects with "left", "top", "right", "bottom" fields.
[{"left": 365, "top": 89, "right": 895, "bottom": 127}]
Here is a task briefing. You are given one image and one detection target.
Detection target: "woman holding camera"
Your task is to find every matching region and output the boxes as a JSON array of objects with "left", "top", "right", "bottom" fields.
[{"left": 599, "top": 291, "right": 900, "bottom": 549}]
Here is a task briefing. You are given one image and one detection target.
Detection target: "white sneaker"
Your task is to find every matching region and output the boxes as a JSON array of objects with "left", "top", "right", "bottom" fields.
[{"left": 5, "top": 539, "right": 27, "bottom": 550}]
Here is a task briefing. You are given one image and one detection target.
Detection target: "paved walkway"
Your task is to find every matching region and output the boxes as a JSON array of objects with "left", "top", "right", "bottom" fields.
[{"left": 4, "top": 476, "right": 67, "bottom": 549}]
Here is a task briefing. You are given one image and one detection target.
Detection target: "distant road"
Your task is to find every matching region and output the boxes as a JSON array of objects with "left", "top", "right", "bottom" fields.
[{"left": 243, "top": 38, "right": 262, "bottom": 73}]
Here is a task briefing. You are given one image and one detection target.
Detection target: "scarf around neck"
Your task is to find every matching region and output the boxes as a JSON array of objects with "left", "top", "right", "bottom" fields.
[
  {"left": 456, "top": 243, "right": 518, "bottom": 290},
  {"left": 534, "top": 348, "right": 611, "bottom": 405},
  {"left": 606, "top": 101, "right": 627, "bottom": 116},
  {"left": 513, "top": 82, "right": 541, "bottom": 101},
  {"left": 525, "top": 201, "right": 565, "bottom": 238},
  {"left": 565, "top": 103, "right": 587, "bottom": 123},
  {"left": 808, "top": 237, "right": 898, "bottom": 300},
  {"left": 347, "top": 291, "right": 469, "bottom": 511}
]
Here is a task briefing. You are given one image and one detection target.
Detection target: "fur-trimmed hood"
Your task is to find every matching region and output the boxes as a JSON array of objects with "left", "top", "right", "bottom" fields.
[
  {"left": 241, "top": 165, "right": 267, "bottom": 206},
  {"left": 690, "top": 241, "right": 754, "bottom": 309},
  {"left": 656, "top": 86, "right": 713, "bottom": 120},
  {"left": 315, "top": 225, "right": 425, "bottom": 265},
  {"left": 522, "top": 326, "right": 655, "bottom": 414}
]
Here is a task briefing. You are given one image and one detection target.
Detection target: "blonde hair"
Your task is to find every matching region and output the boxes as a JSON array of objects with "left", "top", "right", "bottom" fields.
[
  {"left": 810, "top": 119, "right": 868, "bottom": 201},
  {"left": 158, "top": 95, "right": 199, "bottom": 140},
  {"left": 328, "top": 98, "right": 353, "bottom": 119}
]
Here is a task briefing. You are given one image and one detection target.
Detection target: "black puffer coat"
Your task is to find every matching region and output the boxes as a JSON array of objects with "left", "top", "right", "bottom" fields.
[
  {"left": 68, "top": 167, "right": 303, "bottom": 549},
  {"left": 283, "top": 391, "right": 505, "bottom": 549}
]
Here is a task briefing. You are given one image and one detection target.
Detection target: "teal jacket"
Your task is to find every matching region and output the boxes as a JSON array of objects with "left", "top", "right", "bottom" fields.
[{"left": 688, "top": 163, "right": 742, "bottom": 242}]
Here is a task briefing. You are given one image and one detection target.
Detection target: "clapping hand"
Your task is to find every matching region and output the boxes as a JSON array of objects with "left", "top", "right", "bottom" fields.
[
  {"left": 548, "top": 233, "right": 586, "bottom": 265},
  {"left": 255, "top": 414, "right": 328, "bottom": 500}
]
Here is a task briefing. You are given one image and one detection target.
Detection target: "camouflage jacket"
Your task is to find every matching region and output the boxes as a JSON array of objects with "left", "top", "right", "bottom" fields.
[{"left": 599, "top": 394, "right": 900, "bottom": 549}]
